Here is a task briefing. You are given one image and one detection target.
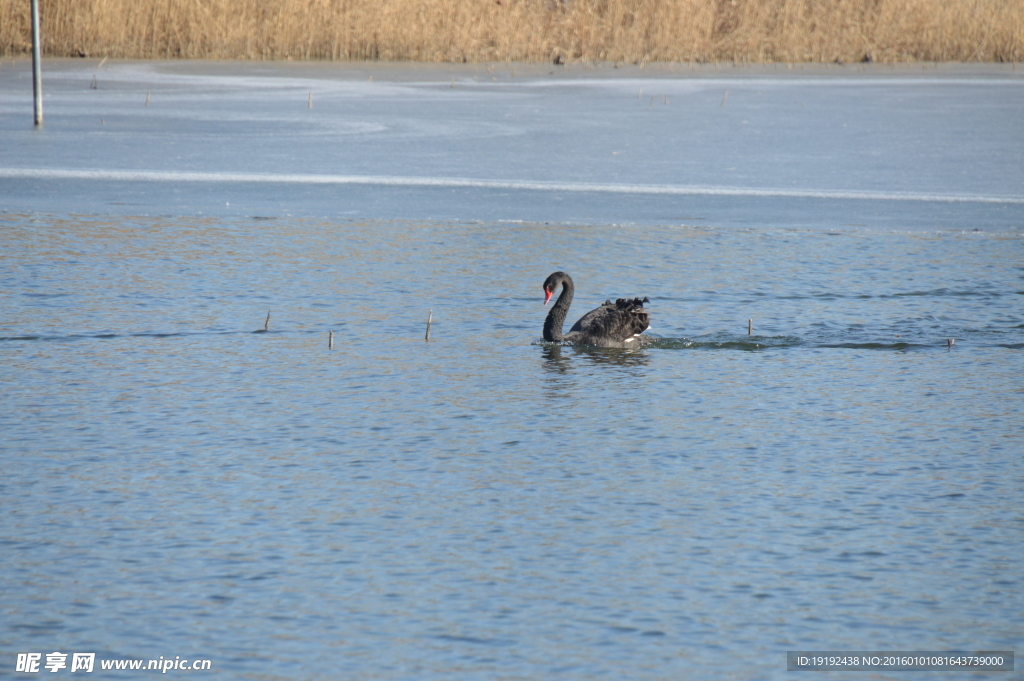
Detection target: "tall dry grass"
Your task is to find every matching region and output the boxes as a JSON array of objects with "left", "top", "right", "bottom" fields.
[{"left": 1, "top": 0, "right": 1021, "bottom": 63}]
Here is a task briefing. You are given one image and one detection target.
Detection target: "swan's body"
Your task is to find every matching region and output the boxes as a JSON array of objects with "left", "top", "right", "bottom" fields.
[{"left": 542, "top": 271, "right": 651, "bottom": 348}]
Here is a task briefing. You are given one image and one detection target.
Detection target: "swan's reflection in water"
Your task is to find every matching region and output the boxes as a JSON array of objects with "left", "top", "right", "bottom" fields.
[
  {"left": 541, "top": 343, "right": 651, "bottom": 374},
  {"left": 540, "top": 343, "right": 651, "bottom": 401},
  {"left": 541, "top": 344, "right": 572, "bottom": 375}
]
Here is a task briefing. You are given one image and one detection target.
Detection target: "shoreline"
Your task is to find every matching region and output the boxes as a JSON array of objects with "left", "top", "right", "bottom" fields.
[{"left": 2, "top": 56, "right": 1021, "bottom": 76}]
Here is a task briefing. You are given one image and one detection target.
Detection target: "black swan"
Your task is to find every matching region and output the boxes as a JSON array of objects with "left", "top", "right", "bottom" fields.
[{"left": 542, "top": 271, "right": 651, "bottom": 348}]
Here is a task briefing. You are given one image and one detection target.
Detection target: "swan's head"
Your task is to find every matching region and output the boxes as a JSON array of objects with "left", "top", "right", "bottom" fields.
[{"left": 542, "top": 271, "right": 570, "bottom": 306}]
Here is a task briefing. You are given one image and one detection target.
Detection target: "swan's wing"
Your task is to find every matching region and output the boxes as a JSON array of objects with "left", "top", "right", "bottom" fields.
[
  {"left": 613, "top": 297, "right": 651, "bottom": 340},
  {"left": 568, "top": 301, "right": 612, "bottom": 334},
  {"left": 569, "top": 297, "right": 650, "bottom": 344}
]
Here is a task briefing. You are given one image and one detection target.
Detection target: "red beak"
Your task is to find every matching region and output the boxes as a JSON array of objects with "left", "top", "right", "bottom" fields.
[{"left": 543, "top": 288, "right": 553, "bottom": 306}]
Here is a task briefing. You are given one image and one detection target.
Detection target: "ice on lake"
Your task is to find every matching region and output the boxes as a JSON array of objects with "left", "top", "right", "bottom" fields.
[{"left": 1, "top": 59, "right": 1022, "bottom": 228}]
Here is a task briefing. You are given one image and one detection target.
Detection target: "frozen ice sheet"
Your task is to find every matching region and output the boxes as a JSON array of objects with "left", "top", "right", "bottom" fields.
[{"left": 1, "top": 59, "right": 1022, "bottom": 230}]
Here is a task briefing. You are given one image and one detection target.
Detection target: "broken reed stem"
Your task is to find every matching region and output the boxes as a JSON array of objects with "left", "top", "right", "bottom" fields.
[
  {"left": 264, "top": 311, "right": 270, "bottom": 331},
  {"left": 425, "top": 310, "right": 432, "bottom": 342},
  {"left": 748, "top": 319, "right": 752, "bottom": 336},
  {"left": 307, "top": 92, "right": 312, "bottom": 108},
  {"left": 329, "top": 329, "right": 334, "bottom": 349}
]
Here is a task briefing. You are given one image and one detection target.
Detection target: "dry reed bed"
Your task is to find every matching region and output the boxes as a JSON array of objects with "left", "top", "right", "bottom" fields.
[{"left": 2, "top": 0, "right": 1021, "bottom": 63}]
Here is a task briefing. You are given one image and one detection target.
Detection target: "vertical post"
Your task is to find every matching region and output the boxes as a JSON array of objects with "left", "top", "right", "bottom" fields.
[{"left": 31, "top": 0, "right": 43, "bottom": 126}]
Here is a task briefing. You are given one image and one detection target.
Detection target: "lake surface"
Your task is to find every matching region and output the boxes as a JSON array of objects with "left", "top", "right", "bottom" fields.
[{"left": 1, "top": 60, "right": 1022, "bottom": 680}]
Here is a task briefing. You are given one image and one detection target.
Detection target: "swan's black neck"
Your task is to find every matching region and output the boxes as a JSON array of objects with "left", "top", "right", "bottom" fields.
[{"left": 543, "top": 273, "right": 574, "bottom": 342}]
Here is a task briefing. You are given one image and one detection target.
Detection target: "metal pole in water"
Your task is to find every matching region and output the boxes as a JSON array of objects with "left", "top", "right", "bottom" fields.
[{"left": 31, "top": 0, "right": 43, "bottom": 127}]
